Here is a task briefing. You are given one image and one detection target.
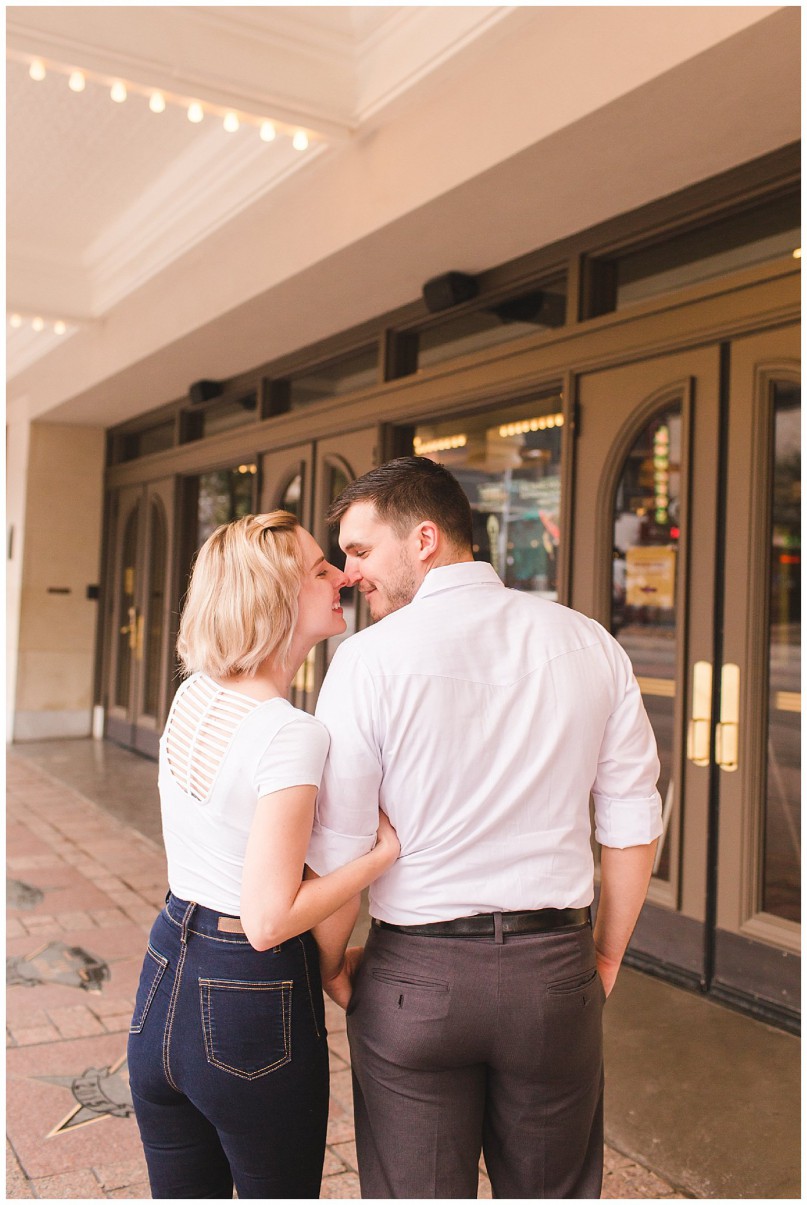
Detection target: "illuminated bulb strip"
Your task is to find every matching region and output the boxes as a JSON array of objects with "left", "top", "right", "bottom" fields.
[
  {"left": 498, "top": 412, "right": 564, "bottom": 438},
  {"left": 8, "top": 312, "right": 74, "bottom": 334},
  {"left": 413, "top": 434, "right": 468, "bottom": 454},
  {"left": 17, "top": 53, "right": 319, "bottom": 149}
]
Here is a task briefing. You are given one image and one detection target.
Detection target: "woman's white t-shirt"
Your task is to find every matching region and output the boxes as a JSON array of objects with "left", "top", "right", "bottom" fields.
[{"left": 159, "top": 673, "right": 330, "bottom": 915}]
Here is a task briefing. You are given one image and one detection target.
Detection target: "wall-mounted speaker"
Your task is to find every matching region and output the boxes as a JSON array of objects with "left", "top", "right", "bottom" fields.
[
  {"left": 189, "top": 379, "right": 224, "bottom": 406},
  {"left": 422, "top": 272, "right": 478, "bottom": 313}
]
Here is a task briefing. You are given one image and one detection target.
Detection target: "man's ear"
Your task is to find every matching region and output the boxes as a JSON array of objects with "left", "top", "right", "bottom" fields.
[{"left": 414, "top": 521, "right": 440, "bottom": 561}]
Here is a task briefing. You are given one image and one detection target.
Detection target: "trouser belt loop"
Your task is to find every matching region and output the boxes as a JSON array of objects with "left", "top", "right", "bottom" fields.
[
  {"left": 493, "top": 911, "right": 504, "bottom": 944},
  {"left": 180, "top": 900, "right": 196, "bottom": 945}
]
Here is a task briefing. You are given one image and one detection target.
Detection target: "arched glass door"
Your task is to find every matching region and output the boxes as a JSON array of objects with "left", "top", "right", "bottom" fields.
[
  {"left": 105, "top": 478, "right": 175, "bottom": 756},
  {"left": 572, "top": 328, "right": 800, "bottom": 1028}
]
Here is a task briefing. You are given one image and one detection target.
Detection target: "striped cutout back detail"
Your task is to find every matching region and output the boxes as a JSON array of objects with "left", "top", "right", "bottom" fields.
[{"left": 165, "top": 676, "right": 259, "bottom": 803}]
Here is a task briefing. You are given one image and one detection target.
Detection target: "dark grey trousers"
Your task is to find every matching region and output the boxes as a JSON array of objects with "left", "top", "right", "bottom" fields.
[{"left": 346, "top": 921, "right": 604, "bottom": 1199}]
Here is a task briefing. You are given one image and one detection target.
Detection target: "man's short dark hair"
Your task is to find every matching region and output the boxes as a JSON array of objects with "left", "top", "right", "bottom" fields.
[{"left": 327, "top": 456, "right": 474, "bottom": 551}]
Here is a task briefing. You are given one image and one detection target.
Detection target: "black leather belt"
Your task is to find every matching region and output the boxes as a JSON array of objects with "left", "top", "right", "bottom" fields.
[{"left": 371, "top": 907, "right": 590, "bottom": 938}]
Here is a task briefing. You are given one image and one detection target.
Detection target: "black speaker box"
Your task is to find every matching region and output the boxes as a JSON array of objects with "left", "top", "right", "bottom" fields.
[
  {"left": 189, "top": 379, "right": 224, "bottom": 406},
  {"left": 422, "top": 272, "right": 478, "bottom": 313}
]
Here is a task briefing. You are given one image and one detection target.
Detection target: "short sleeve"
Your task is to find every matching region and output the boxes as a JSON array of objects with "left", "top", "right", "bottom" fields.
[{"left": 253, "top": 714, "right": 330, "bottom": 798}]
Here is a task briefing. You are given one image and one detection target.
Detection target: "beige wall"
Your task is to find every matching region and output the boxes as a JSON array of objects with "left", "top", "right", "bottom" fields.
[{"left": 13, "top": 423, "right": 105, "bottom": 740}]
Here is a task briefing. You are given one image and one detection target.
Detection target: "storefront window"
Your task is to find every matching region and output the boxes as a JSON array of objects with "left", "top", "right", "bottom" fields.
[
  {"left": 195, "top": 466, "right": 256, "bottom": 547},
  {"left": 413, "top": 394, "right": 563, "bottom": 599}
]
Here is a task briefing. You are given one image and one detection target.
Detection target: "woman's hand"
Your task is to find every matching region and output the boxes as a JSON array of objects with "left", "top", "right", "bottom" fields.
[{"left": 374, "top": 808, "right": 400, "bottom": 869}]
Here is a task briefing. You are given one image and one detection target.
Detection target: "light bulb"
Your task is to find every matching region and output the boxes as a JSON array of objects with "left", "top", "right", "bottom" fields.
[
  {"left": 292, "top": 130, "right": 309, "bottom": 151},
  {"left": 110, "top": 81, "right": 127, "bottom": 103},
  {"left": 793, "top": 248, "right": 802, "bottom": 260},
  {"left": 10, "top": 314, "right": 23, "bottom": 329},
  {"left": 260, "top": 121, "right": 276, "bottom": 142},
  {"left": 54, "top": 320, "right": 67, "bottom": 335},
  {"left": 187, "top": 102, "right": 204, "bottom": 123},
  {"left": 223, "top": 112, "right": 240, "bottom": 133},
  {"left": 68, "top": 71, "right": 86, "bottom": 93},
  {"left": 32, "top": 317, "right": 45, "bottom": 332},
  {"left": 149, "top": 91, "right": 166, "bottom": 114},
  {"left": 29, "top": 60, "right": 46, "bottom": 82}
]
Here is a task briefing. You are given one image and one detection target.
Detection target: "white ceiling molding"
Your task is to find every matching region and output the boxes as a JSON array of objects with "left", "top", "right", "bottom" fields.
[{"left": 85, "top": 134, "right": 331, "bottom": 314}]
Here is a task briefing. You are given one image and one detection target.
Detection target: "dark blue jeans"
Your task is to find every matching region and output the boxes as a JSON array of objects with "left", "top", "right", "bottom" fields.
[{"left": 127, "top": 894, "right": 329, "bottom": 1199}]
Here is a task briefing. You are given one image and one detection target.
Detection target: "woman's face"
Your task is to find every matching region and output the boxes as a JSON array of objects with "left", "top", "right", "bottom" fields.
[{"left": 294, "top": 527, "right": 349, "bottom": 647}]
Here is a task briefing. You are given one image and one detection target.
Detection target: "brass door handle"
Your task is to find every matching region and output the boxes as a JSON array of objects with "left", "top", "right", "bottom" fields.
[
  {"left": 715, "top": 663, "right": 740, "bottom": 772},
  {"left": 120, "top": 605, "right": 138, "bottom": 650},
  {"left": 686, "top": 660, "right": 712, "bottom": 766}
]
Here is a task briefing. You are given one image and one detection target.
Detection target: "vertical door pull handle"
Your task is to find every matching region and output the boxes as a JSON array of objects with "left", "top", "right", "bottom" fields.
[
  {"left": 716, "top": 663, "right": 740, "bottom": 772},
  {"left": 686, "top": 660, "right": 712, "bottom": 766}
]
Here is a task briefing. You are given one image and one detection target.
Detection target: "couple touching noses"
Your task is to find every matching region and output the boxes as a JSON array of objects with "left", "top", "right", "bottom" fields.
[{"left": 129, "top": 456, "right": 662, "bottom": 1200}]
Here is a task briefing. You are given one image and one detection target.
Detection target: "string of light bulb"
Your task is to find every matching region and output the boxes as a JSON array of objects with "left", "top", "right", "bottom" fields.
[
  {"left": 8, "top": 311, "right": 73, "bottom": 336},
  {"left": 19, "top": 54, "right": 315, "bottom": 149}
]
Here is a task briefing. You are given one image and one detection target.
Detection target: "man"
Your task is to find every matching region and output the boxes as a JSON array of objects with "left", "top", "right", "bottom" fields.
[{"left": 306, "top": 456, "right": 661, "bottom": 1199}]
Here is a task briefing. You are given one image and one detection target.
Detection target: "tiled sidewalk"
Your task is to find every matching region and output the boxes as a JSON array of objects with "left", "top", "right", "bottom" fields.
[{"left": 6, "top": 751, "right": 685, "bottom": 1199}]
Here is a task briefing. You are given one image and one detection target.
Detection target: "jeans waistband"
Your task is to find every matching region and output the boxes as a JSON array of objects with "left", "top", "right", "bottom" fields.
[{"left": 164, "top": 892, "right": 248, "bottom": 940}]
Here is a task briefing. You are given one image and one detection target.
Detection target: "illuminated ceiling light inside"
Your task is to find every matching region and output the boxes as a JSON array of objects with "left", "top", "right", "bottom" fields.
[
  {"left": 187, "top": 102, "right": 204, "bottom": 123},
  {"left": 149, "top": 91, "right": 166, "bottom": 113},
  {"left": 223, "top": 111, "right": 240, "bottom": 133},
  {"left": 68, "top": 70, "right": 86, "bottom": 92},
  {"left": 54, "top": 320, "right": 67, "bottom": 335},
  {"left": 32, "top": 316, "right": 45, "bottom": 332},
  {"left": 29, "top": 59, "right": 46, "bottom": 82},
  {"left": 292, "top": 130, "right": 309, "bottom": 151},
  {"left": 793, "top": 248, "right": 802, "bottom": 259},
  {"left": 110, "top": 81, "right": 127, "bottom": 103},
  {"left": 260, "top": 120, "right": 276, "bottom": 142},
  {"left": 9, "top": 314, "right": 23, "bottom": 328}
]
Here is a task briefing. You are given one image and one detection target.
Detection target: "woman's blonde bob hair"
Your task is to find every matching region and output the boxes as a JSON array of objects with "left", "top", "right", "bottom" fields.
[{"left": 176, "top": 511, "right": 304, "bottom": 678}]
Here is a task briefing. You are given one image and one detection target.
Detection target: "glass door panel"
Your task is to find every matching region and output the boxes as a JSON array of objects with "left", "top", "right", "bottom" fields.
[
  {"left": 610, "top": 405, "right": 682, "bottom": 884},
  {"left": 716, "top": 326, "right": 800, "bottom": 1023},
  {"left": 105, "top": 477, "right": 176, "bottom": 757},
  {"left": 763, "top": 382, "right": 800, "bottom": 922},
  {"left": 572, "top": 347, "right": 721, "bottom": 980},
  {"left": 413, "top": 394, "right": 564, "bottom": 598}
]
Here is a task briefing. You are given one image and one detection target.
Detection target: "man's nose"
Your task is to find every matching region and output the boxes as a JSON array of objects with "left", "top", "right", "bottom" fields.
[{"left": 342, "top": 557, "right": 362, "bottom": 585}]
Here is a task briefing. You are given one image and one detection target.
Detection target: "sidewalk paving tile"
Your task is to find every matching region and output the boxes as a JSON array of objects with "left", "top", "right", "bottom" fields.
[{"left": 6, "top": 748, "right": 688, "bottom": 1200}]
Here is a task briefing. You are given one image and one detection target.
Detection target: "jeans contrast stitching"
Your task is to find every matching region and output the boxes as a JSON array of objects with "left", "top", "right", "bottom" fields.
[
  {"left": 199, "top": 979, "right": 293, "bottom": 1080},
  {"left": 129, "top": 944, "right": 168, "bottom": 1035},
  {"left": 162, "top": 900, "right": 194, "bottom": 1092},
  {"left": 297, "top": 935, "right": 322, "bottom": 1040}
]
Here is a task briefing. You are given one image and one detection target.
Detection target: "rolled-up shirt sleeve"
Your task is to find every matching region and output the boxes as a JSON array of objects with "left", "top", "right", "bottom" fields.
[
  {"left": 592, "top": 639, "right": 664, "bottom": 849},
  {"left": 306, "top": 642, "right": 383, "bottom": 875}
]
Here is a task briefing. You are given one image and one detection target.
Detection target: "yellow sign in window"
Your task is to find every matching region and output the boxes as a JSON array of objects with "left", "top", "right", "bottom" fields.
[{"left": 625, "top": 546, "right": 677, "bottom": 609}]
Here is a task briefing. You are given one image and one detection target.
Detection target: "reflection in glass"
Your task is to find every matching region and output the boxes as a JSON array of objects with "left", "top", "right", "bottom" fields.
[
  {"left": 414, "top": 397, "right": 564, "bottom": 599},
  {"left": 762, "top": 382, "right": 800, "bottom": 922},
  {"left": 144, "top": 500, "right": 167, "bottom": 718},
  {"left": 611, "top": 406, "right": 682, "bottom": 881},
  {"left": 115, "top": 506, "right": 139, "bottom": 709},
  {"left": 195, "top": 468, "right": 256, "bottom": 547},
  {"left": 280, "top": 470, "right": 304, "bottom": 521}
]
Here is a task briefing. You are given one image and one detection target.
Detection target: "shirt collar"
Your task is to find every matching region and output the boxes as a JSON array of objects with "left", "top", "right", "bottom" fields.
[{"left": 413, "top": 560, "right": 503, "bottom": 602}]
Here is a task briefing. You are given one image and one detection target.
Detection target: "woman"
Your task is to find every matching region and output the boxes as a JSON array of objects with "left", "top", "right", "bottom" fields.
[{"left": 127, "top": 512, "right": 399, "bottom": 1199}]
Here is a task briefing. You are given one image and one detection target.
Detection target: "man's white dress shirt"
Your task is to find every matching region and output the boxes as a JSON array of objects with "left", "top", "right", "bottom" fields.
[{"left": 307, "top": 561, "right": 662, "bottom": 925}]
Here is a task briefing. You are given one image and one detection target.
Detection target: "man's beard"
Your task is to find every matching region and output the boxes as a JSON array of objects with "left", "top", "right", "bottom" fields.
[{"left": 368, "top": 547, "right": 419, "bottom": 621}]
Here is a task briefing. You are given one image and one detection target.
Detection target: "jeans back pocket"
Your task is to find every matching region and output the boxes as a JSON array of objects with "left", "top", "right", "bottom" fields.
[
  {"left": 130, "top": 945, "right": 169, "bottom": 1034},
  {"left": 199, "top": 978, "right": 292, "bottom": 1080}
]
